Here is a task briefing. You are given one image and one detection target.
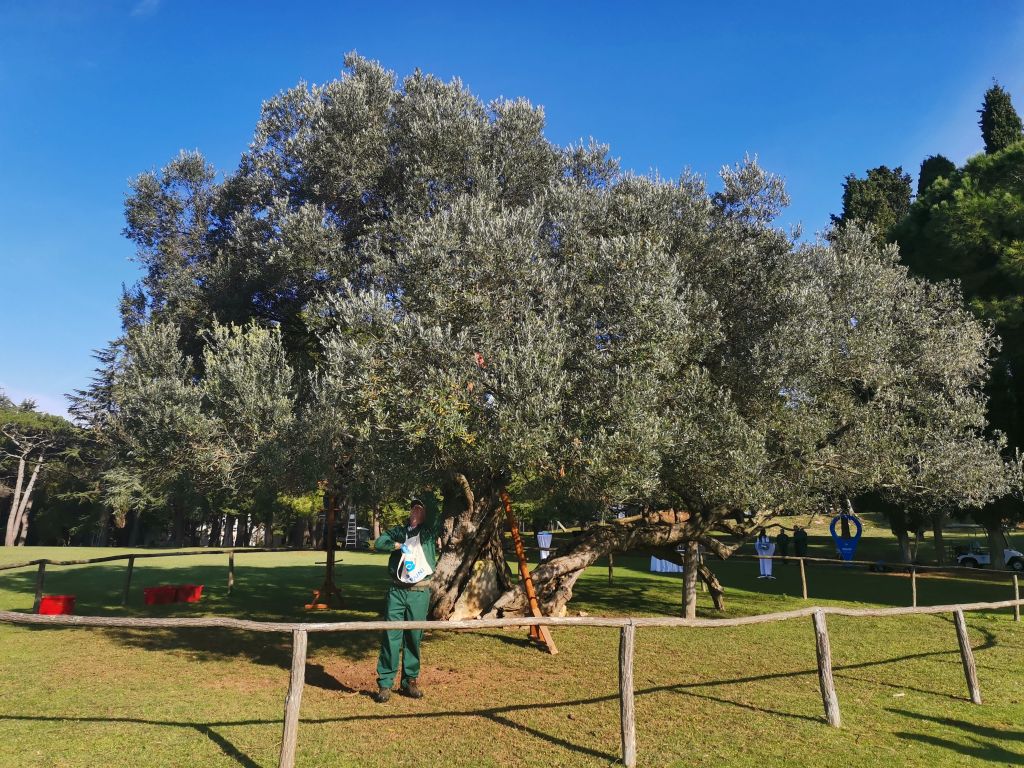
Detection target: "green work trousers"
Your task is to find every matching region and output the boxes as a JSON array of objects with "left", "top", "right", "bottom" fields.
[{"left": 376, "top": 585, "right": 431, "bottom": 689}]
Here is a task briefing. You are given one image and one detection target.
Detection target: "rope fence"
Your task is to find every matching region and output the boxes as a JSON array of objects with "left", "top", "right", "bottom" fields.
[
  {"left": 2, "top": 545, "right": 1021, "bottom": 620},
  {"left": 1, "top": 598, "right": 1021, "bottom": 768},
  {"left": 0, "top": 548, "right": 303, "bottom": 611},
  {"left": 727, "top": 553, "right": 1022, "bottom": 620}
]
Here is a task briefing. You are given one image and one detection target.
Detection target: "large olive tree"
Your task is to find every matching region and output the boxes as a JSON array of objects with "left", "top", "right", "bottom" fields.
[{"left": 108, "top": 55, "right": 1009, "bottom": 617}]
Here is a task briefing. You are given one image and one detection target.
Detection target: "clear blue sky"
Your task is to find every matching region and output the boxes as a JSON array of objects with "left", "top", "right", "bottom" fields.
[{"left": 2, "top": 1, "right": 1023, "bottom": 417}]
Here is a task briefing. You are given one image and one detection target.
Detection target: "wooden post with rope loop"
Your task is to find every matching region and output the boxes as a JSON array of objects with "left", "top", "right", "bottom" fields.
[
  {"left": 305, "top": 492, "right": 343, "bottom": 609},
  {"left": 501, "top": 489, "right": 558, "bottom": 655}
]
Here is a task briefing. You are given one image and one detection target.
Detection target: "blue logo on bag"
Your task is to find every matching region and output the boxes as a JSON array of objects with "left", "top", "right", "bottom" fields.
[
  {"left": 401, "top": 543, "right": 410, "bottom": 554},
  {"left": 405, "top": 561, "right": 415, "bottom": 572}
]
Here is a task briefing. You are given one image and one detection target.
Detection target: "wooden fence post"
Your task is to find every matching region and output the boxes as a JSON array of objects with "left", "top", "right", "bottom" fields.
[
  {"left": 911, "top": 568, "right": 917, "bottom": 608},
  {"left": 608, "top": 553, "right": 614, "bottom": 586},
  {"left": 278, "top": 628, "right": 308, "bottom": 768},
  {"left": 682, "top": 541, "right": 698, "bottom": 619},
  {"left": 1013, "top": 575, "right": 1020, "bottom": 623},
  {"left": 953, "top": 609, "right": 981, "bottom": 704},
  {"left": 619, "top": 623, "right": 637, "bottom": 768},
  {"left": 812, "top": 609, "right": 841, "bottom": 727},
  {"left": 121, "top": 556, "right": 135, "bottom": 606},
  {"left": 799, "top": 557, "right": 808, "bottom": 600},
  {"left": 32, "top": 562, "right": 46, "bottom": 613},
  {"left": 227, "top": 552, "right": 235, "bottom": 595}
]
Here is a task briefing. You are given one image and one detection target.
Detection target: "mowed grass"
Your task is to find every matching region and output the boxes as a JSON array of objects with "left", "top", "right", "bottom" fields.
[{"left": 0, "top": 532, "right": 1022, "bottom": 767}]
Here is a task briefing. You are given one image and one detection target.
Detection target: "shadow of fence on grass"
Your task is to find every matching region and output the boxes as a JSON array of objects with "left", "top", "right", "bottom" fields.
[{"left": 4, "top": 640, "right": 1013, "bottom": 768}]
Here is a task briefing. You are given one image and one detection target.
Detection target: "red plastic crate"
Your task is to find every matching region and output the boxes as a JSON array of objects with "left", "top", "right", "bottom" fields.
[
  {"left": 176, "top": 584, "right": 204, "bottom": 603},
  {"left": 143, "top": 586, "right": 177, "bottom": 605},
  {"left": 38, "top": 595, "right": 75, "bottom": 615}
]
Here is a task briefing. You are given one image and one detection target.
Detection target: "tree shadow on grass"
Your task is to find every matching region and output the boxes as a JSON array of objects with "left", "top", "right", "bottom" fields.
[
  {"left": 0, "top": 713, "right": 266, "bottom": 768},
  {"left": 305, "top": 662, "right": 365, "bottom": 695},
  {"left": 666, "top": 686, "right": 822, "bottom": 723},
  {"left": 0, "top": 690, "right": 622, "bottom": 765},
  {"left": 832, "top": 671, "right": 963, "bottom": 702},
  {"left": 569, "top": 553, "right": 1016, "bottom": 619},
  {"left": 459, "top": 629, "right": 537, "bottom": 649},
  {"left": 888, "top": 708, "right": 1024, "bottom": 742},
  {"left": 893, "top": 732, "right": 1024, "bottom": 764},
  {"left": 828, "top": 616, "right": 1000, "bottom": 701},
  {"left": 4, "top": 647, "right": 1015, "bottom": 768},
  {"left": 100, "top": 623, "right": 381, "bottom": 669},
  {"left": 5, "top": 562, "right": 390, "bottom": 667},
  {"left": 0, "top": 559, "right": 393, "bottom": 618}
]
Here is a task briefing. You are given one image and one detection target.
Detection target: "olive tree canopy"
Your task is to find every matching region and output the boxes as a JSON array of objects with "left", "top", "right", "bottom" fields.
[{"left": 104, "top": 55, "right": 1011, "bottom": 616}]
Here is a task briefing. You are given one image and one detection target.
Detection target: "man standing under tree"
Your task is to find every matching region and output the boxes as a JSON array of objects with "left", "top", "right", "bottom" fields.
[
  {"left": 794, "top": 526, "right": 809, "bottom": 558},
  {"left": 775, "top": 527, "right": 790, "bottom": 563},
  {"left": 373, "top": 494, "right": 442, "bottom": 703}
]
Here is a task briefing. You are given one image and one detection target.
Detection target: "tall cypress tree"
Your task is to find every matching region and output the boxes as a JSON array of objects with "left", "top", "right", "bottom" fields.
[
  {"left": 917, "top": 154, "right": 956, "bottom": 196},
  {"left": 979, "top": 82, "right": 1023, "bottom": 154},
  {"left": 831, "top": 165, "right": 912, "bottom": 244}
]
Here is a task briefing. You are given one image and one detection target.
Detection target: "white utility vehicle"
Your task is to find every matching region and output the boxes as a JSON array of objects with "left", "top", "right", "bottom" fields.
[{"left": 956, "top": 545, "right": 1024, "bottom": 571}]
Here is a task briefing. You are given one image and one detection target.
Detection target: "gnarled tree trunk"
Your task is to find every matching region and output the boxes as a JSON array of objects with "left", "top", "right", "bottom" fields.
[
  {"left": 428, "top": 473, "right": 513, "bottom": 620},
  {"left": 427, "top": 484, "right": 750, "bottom": 620},
  {"left": 487, "top": 509, "right": 699, "bottom": 618}
]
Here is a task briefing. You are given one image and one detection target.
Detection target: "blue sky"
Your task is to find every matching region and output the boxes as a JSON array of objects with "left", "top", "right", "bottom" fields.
[{"left": 1, "top": 1, "right": 1023, "bottom": 417}]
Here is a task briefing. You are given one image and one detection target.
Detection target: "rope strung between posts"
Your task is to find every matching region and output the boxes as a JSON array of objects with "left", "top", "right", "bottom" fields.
[{"left": 1, "top": 598, "right": 1018, "bottom": 768}]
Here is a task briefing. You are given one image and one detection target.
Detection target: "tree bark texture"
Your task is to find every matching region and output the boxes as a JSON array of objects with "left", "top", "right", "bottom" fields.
[
  {"left": 428, "top": 474, "right": 512, "bottom": 620},
  {"left": 425, "top": 481, "right": 739, "bottom": 620},
  {"left": 487, "top": 510, "right": 699, "bottom": 618}
]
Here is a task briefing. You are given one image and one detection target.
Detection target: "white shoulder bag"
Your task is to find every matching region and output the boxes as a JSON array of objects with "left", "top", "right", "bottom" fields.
[{"left": 398, "top": 532, "right": 434, "bottom": 584}]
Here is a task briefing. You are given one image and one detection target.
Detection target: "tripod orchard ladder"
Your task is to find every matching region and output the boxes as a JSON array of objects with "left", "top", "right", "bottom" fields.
[{"left": 501, "top": 489, "right": 558, "bottom": 655}]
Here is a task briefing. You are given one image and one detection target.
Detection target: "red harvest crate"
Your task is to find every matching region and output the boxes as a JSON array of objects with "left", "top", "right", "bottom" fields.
[
  {"left": 38, "top": 595, "right": 76, "bottom": 615},
  {"left": 176, "top": 584, "right": 204, "bottom": 603},
  {"left": 143, "top": 586, "right": 177, "bottom": 605}
]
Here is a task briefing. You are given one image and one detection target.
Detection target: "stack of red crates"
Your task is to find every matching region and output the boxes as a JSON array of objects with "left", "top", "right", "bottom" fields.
[{"left": 143, "top": 585, "right": 203, "bottom": 605}]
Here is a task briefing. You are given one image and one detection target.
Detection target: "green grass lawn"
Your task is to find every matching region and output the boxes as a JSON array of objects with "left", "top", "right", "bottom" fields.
[{"left": 1, "top": 531, "right": 1022, "bottom": 767}]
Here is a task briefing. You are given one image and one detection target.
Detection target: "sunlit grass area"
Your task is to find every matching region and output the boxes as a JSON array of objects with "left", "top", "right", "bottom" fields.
[{"left": 1, "top": 533, "right": 1021, "bottom": 767}]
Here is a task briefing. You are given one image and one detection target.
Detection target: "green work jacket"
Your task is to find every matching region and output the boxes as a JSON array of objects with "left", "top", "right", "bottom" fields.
[{"left": 374, "top": 492, "right": 443, "bottom": 582}]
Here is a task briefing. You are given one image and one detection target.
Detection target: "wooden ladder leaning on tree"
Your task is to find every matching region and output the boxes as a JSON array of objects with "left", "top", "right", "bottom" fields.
[{"left": 500, "top": 489, "right": 558, "bottom": 655}]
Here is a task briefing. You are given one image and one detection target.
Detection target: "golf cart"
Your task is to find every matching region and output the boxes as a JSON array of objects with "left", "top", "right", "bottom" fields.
[{"left": 950, "top": 526, "right": 1024, "bottom": 571}]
